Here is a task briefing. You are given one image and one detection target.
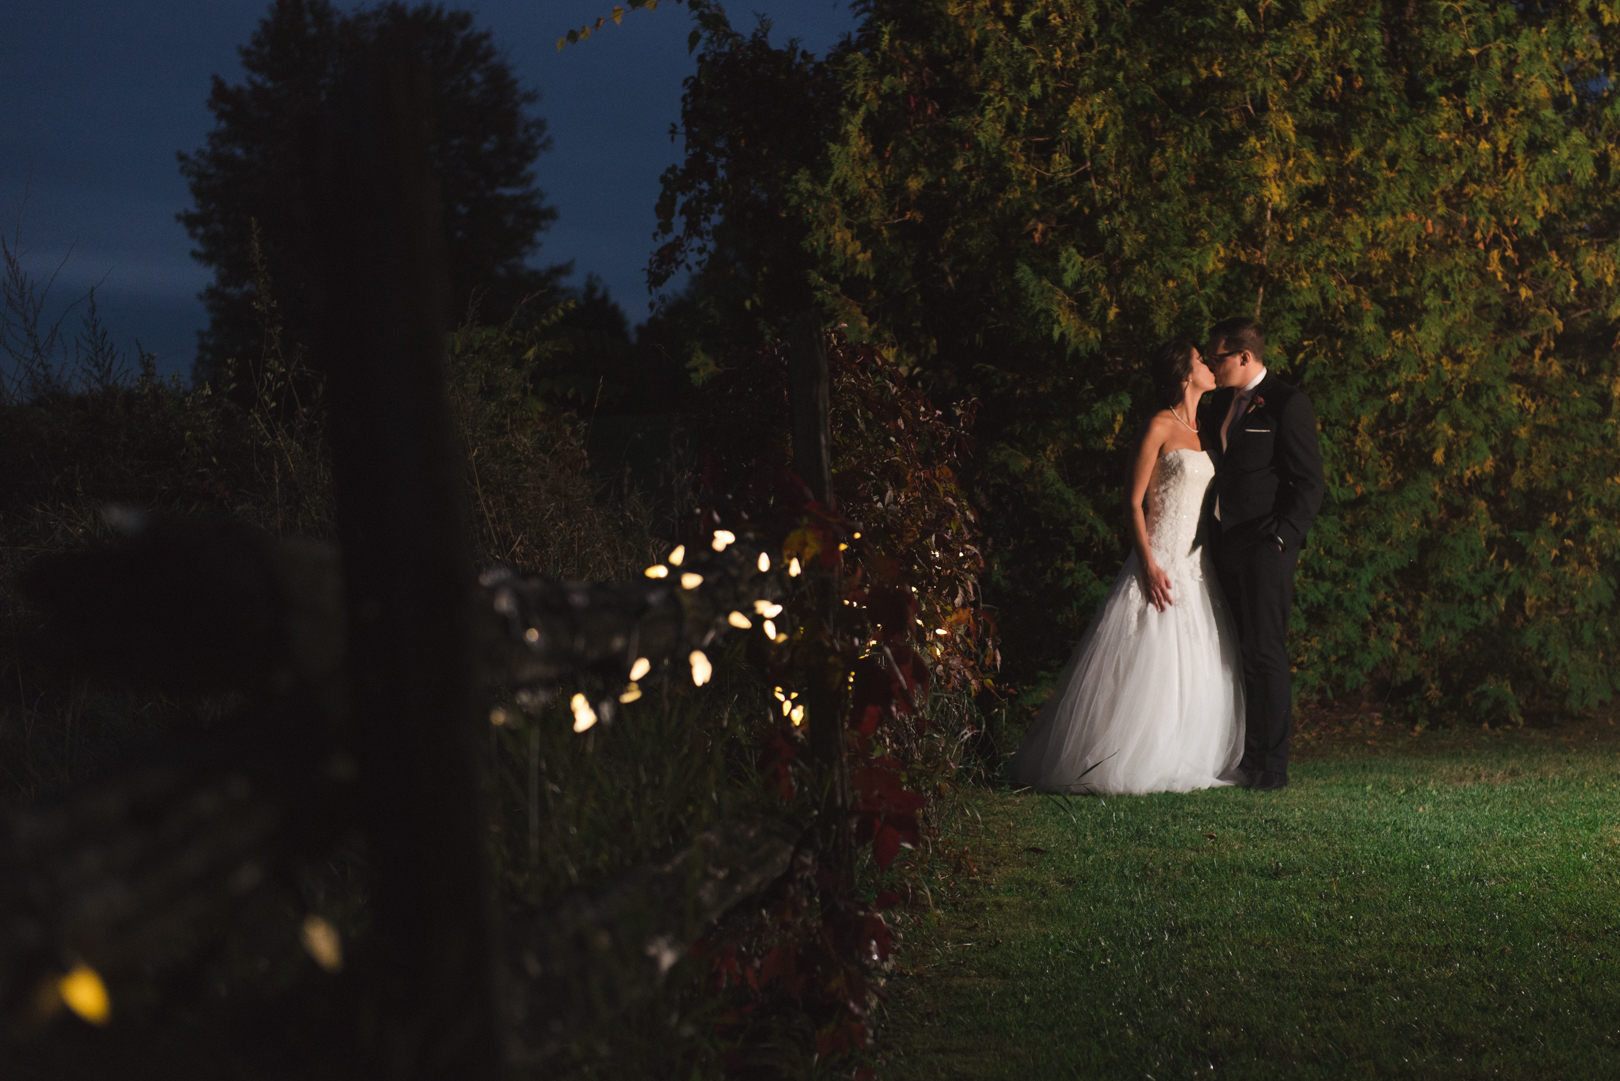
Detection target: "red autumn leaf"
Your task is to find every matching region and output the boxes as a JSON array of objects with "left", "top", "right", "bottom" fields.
[
  {"left": 758, "top": 943, "right": 786, "bottom": 986},
  {"left": 862, "top": 911, "right": 895, "bottom": 962},
  {"left": 852, "top": 700, "right": 885, "bottom": 737},
  {"left": 865, "top": 551, "right": 903, "bottom": 581},
  {"left": 873, "top": 822, "right": 904, "bottom": 868},
  {"left": 848, "top": 659, "right": 893, "bottom": 735},
  {"left": 887, "top": 643, "right": 931, "bottom": 714},
  {"left": 867, "top": 585, "right": 918, "bottom": 642}
]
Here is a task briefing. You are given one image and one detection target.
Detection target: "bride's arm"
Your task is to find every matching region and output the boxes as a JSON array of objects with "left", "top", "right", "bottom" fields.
[{"left": 1128, "top": 417, "right": 1174, "bottom": 612}]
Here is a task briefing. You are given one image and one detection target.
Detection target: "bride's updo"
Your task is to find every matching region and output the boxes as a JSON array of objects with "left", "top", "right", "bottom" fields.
[{"left": 1149, "top": 339, "right": 1197, "bottom": 409}]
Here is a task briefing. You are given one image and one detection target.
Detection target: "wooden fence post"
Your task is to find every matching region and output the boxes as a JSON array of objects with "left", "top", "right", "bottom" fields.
[
  {"left": 786, "top": 312, "right": 853, "bottom": 883},
  {"left": 311, "top": 45, "right": 502, "bottom": 1079}
]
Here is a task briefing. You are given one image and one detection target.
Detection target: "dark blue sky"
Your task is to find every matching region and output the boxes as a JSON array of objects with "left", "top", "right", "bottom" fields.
[{"left": 0, "top": 1, "right": 857, "bottom": 381}]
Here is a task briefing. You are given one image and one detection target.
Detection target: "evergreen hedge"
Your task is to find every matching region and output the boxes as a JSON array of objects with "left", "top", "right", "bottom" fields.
[{"left": 795, "top": 0, "right": 1620, "bottom": 721}]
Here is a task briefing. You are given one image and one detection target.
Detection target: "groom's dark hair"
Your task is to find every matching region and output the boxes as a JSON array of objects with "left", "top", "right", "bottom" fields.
[{"left": 1208, "top": 316, "right": 1266, "bottom": 363}]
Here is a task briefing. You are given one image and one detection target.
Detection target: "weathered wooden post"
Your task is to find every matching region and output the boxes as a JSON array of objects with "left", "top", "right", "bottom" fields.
[
  {"left": 311, "top": 42, "right": 502, "bottom": 1079},
  {"left": 786, "top": 311, "right": 853, "bottom": 883}
]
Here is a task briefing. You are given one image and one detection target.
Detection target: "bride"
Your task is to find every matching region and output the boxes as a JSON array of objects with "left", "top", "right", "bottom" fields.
[{"left": 1008, "top": 340, "right": 1244, "bottom": 795}]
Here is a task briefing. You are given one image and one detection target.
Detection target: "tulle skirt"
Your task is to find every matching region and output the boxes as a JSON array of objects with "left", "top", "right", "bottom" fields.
[{"left": 1008, "top": 550, "right": 1244, "bottom": 795}]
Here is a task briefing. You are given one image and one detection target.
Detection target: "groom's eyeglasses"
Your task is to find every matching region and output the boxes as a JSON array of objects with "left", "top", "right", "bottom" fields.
[{"left": 1208, "top": 350, "right": 1244, "bottom": 362}]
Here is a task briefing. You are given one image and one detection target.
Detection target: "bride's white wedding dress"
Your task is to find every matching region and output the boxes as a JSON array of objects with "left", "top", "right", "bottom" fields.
[{"left": 1008, "top": 448, "right": 1244, "bottom": 795}]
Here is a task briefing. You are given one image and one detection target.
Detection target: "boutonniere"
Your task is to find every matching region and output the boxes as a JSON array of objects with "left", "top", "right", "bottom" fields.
[{"left": 1246, "top": 395, "right": 1266, "bottom": 415}]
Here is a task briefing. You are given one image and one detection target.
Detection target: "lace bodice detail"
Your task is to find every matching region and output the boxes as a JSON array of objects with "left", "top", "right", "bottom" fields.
[{"left": 1145, "top": 449, "right": 1213, "bottom": 572}]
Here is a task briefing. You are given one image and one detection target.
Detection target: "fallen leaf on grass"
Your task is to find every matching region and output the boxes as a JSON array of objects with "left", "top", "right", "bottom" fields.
[{"left": 1024, "top": 845, "right": 1048, "bottom": 854}]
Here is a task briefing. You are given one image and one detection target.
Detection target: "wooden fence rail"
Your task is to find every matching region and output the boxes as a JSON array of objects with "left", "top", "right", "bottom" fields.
[{"left": 1, "top": 40, "right": 818, "bottom": 1075}]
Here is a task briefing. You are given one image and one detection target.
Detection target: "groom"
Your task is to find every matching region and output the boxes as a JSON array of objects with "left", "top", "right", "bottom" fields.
[{"left": 1200, "top": 317, "right": 1324, "bottom": 792}]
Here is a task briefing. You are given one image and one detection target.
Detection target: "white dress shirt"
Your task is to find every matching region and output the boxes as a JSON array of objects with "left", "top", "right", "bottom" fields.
[{"left": 1220, "top": 366, "right": 1268, "bottom": 450}]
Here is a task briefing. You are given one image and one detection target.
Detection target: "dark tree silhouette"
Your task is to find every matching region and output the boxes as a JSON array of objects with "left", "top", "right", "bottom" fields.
[{"left": 178, "top": 0, "right": 563, "bottom": 393}]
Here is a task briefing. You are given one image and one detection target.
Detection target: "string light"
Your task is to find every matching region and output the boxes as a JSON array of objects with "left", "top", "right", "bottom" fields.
[
  {"left": 57, "top": 965, "right": 109, "bottom": 1025},
  {"left": 853, "top": 532, "right": 862, "bottom": 539},
  {"left": 758, "top": 552, "right": 770, "bottom": 572},
  {"left": 301, "top": 915, "right": 343, "bottom": 973},
  {"left": 681, "top": 572, "right": 704, "bottom": 589},
  {"left": 754, "top": 600, "right": 783, "bottom": 617},
  {"left": 773, "top": 687, "right": 787, "bottom": 701},
  {"left": 727, "top": 611, "right": 751, "bottom": 629},
  {"left": 689, "top": 650, "right": 713, "bottom": 686},
  {"left": 630, "top": 657, "right": 651, "bottom": 681},
  {"left": 619, "top": 682, "right": 642, "bottom": 704},
  {"left": 644, "top": 564, "right": 669, "bottom": 579},
  {"left": 571, "top": 693, "right": 598, "bottom": 733},
  {"left": 668, "top": 545, "right": 686, "bottom": 566},
  {"left": 838, "top": 543, "right": 849, "bottom": 551},
  {"left": 524, "top": 628, "right": 540, "bottom": 644},
  {"left": 788, "top": 557, "right": 802, "bottom": 577},
  {"left": 489, "top": 707, "right": 510, "bottom": 726},
  {"left": 763, "top": 619, "right": 777, "bottom": 639},
  {"left": 712, "top": 529, "right": 736, "bottom": 551},
  {"left": 935, "top": 627, "right": 948, "bottom": 636},
  {"left": 790, "top": 704, "right": 805, "bottom": 726}
]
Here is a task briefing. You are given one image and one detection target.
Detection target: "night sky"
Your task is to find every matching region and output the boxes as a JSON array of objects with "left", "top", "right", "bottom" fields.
[{"left": 1, "top": 1, "right": 858, "bottom": 381}]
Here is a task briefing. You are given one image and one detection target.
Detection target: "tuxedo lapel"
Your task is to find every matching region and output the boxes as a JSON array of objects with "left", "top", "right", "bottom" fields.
[{"left": 1224, "top": 372, "right": 1275, "bottom": 454}]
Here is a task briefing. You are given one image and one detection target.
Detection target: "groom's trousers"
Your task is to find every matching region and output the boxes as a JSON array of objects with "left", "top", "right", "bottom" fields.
[{"left": 1213, "top": 532, "right": 1300, "bottom": 775}]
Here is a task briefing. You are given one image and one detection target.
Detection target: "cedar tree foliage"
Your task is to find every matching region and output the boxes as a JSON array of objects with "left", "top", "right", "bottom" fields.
[
  {"left": 179, "top": 0, "right": 561, "bottom": 394},
  {"left": 664, "top": 0, "right": 1620, "bottom": 721},
  {"left": 820, "top": 0, "right": 1620, "bottom": 721}
]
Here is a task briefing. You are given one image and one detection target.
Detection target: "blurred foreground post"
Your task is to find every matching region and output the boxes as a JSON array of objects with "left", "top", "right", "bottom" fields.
[
  {"left": 787, "top": 312, "right": 853, "bottom": 884},
  {"left": 311, "top": 43, "right": 502, "bottom": 1079}
]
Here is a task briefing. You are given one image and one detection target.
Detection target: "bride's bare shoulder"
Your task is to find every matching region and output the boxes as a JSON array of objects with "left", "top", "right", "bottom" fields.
[{"left": 1136, "top": 410, "right": 1177, "bottom": 442}]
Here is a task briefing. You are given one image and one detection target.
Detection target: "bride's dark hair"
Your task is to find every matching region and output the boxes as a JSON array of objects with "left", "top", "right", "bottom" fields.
[{"left": 1149, "top": 339, "right": 1197, "bottom": 409}]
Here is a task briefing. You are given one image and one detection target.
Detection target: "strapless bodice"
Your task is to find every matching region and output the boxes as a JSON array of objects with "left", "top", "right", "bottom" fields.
[{"left": 1146, "top": 448, "right": 1213, "bottom": 572}]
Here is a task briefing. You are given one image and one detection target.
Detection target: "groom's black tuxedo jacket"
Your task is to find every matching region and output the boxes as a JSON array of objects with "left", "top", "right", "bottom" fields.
[{"left": 1199, "top": 372, "right": 1325, "bottom": 549}]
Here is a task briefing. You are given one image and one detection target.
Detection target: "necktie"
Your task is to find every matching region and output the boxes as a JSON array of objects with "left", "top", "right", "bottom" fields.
[{"left": 1221, "top": 389, "right": 1250, "bottom": 451}]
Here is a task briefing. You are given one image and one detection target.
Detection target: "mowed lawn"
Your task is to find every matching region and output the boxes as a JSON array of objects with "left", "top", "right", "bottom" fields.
[{"left": 882, "top": 722, "right": 1620, "bottom": 1080}]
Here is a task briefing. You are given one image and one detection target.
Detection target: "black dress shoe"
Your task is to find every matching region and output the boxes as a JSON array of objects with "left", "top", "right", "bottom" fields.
[{"left": 1253, "top": 770, "right": 1289, "bottom": 792}]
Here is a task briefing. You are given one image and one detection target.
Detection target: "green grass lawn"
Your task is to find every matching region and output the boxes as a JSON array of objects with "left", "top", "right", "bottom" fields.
[{"left": 881, "top": 722, "right": 1620, "bottom": 1080}]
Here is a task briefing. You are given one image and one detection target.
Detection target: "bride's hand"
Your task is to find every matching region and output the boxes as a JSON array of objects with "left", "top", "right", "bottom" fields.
[{"left": 1142, "top": 562, "right": 1173, "bottom": 612}]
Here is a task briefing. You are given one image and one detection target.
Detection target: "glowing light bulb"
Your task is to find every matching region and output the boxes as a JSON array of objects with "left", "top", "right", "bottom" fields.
[
  {"left": 681, "top": 572, "right": 704, "bottom": 590},
  {"left": 489, "top": 707, "right": 510, "bottom": 726},
  {"left": 57, "top": 965, "right": 109, "bottom": 1025},
  {"left": 773, "top": 686, "right": 787, "bottom": 701},
  {"left": 619, "top": 682, "right": 642, "bottom": 704},
  {"left": 301, "top": 915, "right": 344, "bottom": 973},
  {"left": 838, "top": 543, "right": 848, "bottom": 551},
  {"left": 758, "top": 552, "right": 770, "bottom": 572},
  {"left": 712, "top": 529, "right": 736, "bottom": 551},
  {"left": 668, "top": 545, "right": 686, "bottom": 566},
  {"left": 935, "top": 627, "right": 948, "bottom": 636},
  {"left": 790, "top": 704, "right": 805, "bottom": 726},
  {"left": 774, "top": 632, "right": 789, "bottom": 643},
  {"left": 727, "top": 611, "right": 751, "bottom": 628},
  {"left": 630, "top": 657, "right": 651, "bottom": 681},
  {"left": 645, "top": 564, "right": 669, "bottom": 579},
  {"left": 754, "top": 600, "right": 783, "bottom": 617},
  {"left": 788, "top": 557, "right": 802, "bottom": 577},
  {"left": 524, "top": 627, "right": 540, "bottom": 644},
  {"left": 570, "top": 693, "right": 598, "bottom": 733},
  {"left": 853, "top": 531, "right": 862, "bottom": 539},
  {"left": 763, "top": 619, "right": 777, "bottom": 639},
  {"left": 689, "top": 650, "right": 712, "bottom": 686}
]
